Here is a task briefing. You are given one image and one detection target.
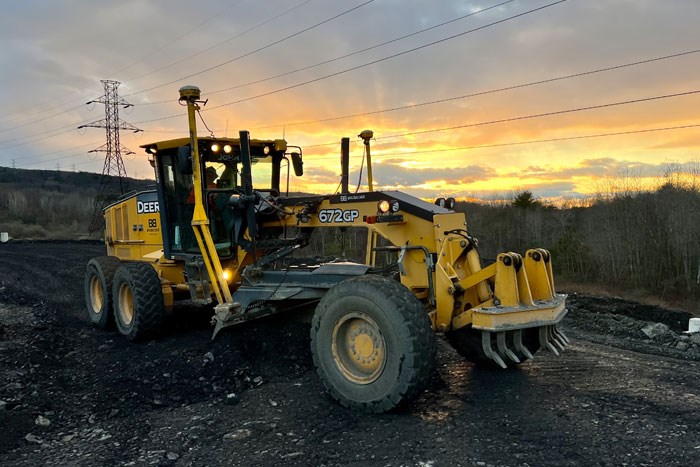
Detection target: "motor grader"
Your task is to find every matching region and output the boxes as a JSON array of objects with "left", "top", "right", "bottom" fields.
[{"left": 84, "top": 86, "right": 568, "bottom": 413}]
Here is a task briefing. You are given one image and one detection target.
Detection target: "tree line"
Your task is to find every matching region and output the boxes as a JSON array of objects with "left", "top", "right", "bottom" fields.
[
  {"left": 0, "top": 168, "right": 151, "bottom": 238},
  {"left": 457, "top": 181, "right": 700, "bottom": 300},
  {"left": 2, "top": 166, "right": 699, "bottom": 300},
  {"left": 305, "top": 175, "right": 700, "bottom": 301}
]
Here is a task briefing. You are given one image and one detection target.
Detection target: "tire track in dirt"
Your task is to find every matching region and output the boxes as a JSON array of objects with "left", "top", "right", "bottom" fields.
[{"left": 2, "top": 242, "right": 700, "bottom": 466}]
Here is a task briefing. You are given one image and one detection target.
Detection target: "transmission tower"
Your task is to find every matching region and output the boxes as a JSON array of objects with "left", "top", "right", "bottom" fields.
[{"left": 79, "top": 80, "right": 141, "bottom": 232}]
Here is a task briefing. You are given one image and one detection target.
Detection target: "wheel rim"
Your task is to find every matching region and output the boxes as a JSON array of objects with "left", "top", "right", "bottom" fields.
[
  {"left": 89, "top": 276, "right": 103, "bottom": 314},
  {"left": 117, "top": 282, "right": 134, "bottom": 326},
  {"left": 331, "top": 312, "right": 386, "bottom": 384}
]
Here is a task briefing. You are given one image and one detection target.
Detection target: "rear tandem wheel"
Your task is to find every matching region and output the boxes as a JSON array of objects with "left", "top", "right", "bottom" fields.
[
  {"left": 84, "top": 256, "right": 122, "bottom": 329},
  {"left": 112, "top": 262, "right": 164, "bottom": 341}
]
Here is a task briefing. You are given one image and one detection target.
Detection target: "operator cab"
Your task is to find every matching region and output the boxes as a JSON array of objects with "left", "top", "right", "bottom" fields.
[{"left": 141, "top": 136, "right": 302, "bottom": 260}]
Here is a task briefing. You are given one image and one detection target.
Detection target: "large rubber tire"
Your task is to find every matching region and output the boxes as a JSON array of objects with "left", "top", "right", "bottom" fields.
[
  {"left": 84, "top": 256, "right": 122, "bottom": 329},
  {"left": 446, "top": 326, "right": 541, "bottom": 368},
  {"left": 310, "top": 276, "right": 436, "bottom": 413},
  {"left": 112, "top": 262, "right": 164, "bottom": 342}
]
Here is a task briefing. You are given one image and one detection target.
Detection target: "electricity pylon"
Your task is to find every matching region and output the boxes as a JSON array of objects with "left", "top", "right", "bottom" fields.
[{"left": 79, "top": 80, "right": 141, "bottom": 233}]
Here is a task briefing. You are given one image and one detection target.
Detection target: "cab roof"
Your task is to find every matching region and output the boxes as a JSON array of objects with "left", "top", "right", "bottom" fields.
[{"left": 140, "top": 136, "right": 287, "bottom": 153}]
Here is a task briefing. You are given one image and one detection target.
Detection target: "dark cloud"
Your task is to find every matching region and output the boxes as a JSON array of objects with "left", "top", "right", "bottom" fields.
[
  {"left": 507, "top": 158, "right": 675, "bottom": 180},
  {"left": 372, "top": 162, "right": 495, "bottom": 187},
  {"left": 0, "top": 0, "right": 698, "bottom": 198}
]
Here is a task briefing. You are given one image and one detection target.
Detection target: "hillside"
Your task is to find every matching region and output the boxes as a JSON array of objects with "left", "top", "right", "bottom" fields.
[
  {"left": 0, "top": 166, "right": 154, "bottom": 239},
  {"left": 2, "top": 165, "right": 700, "bottom": 304}
]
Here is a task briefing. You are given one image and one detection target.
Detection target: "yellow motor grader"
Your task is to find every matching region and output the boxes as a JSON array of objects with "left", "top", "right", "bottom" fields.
[{"left": 84, "top": 86, "right": 568, "bottom": 412}]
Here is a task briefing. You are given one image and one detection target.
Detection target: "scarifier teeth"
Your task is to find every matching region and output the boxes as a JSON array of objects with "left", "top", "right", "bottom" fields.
[
  {"left": 497, "top": 331, "right": 520, "bottom": 364},
  {"left": 539, "top": 326, "right": 559, "bottom": 356},
  {"left": 481, "top": 326, "right": 567, "bottom": 368},
  {"left": 539, "top": 325, "right": 568, "bottom": 355},
  {"left": 549, "top": 326, "right": 566, "bottom": 351},
  {"left": 481, "top": 331, "right": 507, "bottom": 369},
  {"left": 552, "top": 325, "right": 570, "bottom": 345},
  {"left": 513, "top": 329, "right": 534, "bottom": 360}
]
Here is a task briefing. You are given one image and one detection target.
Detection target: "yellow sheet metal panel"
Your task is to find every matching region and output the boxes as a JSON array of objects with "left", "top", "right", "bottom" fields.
[
  {"left": 104, "top": 191, "right": 165, "bottom": 261},
  {"left": 524, "top": 249, "right": 555, "bottom": 300},
  {"left": 116, "top": 247, "right": 131, "bottom": 258},
  {"left": 114, "top": 206, "right": 124, "bottom": 241},
  {"left": 493, "top": 254, "right": 521, "bottom": 307},
  {"left": 470, "top": 295, "right": 567, "bottom": 331}
]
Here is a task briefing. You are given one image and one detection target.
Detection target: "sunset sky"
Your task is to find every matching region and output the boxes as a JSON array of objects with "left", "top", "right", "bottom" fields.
[{"left": 1, "top": 0, "right": 698, "bottom": 201}]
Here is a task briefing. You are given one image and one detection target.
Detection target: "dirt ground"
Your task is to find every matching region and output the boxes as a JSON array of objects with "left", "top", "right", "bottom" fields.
[{"left": 1, "top": 241, "right": 700, "bottom": 466}]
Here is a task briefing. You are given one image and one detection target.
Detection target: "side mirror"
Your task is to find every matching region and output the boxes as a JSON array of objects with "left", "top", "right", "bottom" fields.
[
  {"left": 291, "top": 152, "right": 303, "bottom": 176},
  {"left": 177, "top": 146, "right": 193, "bottom": 175}
]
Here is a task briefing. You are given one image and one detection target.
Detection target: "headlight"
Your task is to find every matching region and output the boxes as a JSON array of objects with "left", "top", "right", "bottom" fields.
[
  {"left": 390, "top": 200, "right": 400, "bottom": 212},
  {"left": 434, "top": 197, "right": 446, "bottom": 207},
  {"left": 378, "top": 200, "right": 390, "bottom": 213},
  {"left": 222, "top": 269, "right": 232, "bottom": 281},
  {"left": 211, "top": 143, "right": 220, "bottom": 153},
  {"left": 263, "top": 145, "right": 271, "bottom": 155},
  {"left": 223, "top": 144, "right": 232, "bottom": 154}
]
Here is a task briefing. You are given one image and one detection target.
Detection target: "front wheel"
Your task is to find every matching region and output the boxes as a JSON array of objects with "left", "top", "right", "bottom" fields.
[
  {"left": 112, "top": 262, "right": 164, "bottom": 341},
  {"left": 310, "top": 276, "right": 436, "bottom": 413}
]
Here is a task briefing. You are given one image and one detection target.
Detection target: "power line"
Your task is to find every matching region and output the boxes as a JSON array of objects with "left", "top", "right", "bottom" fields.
[
  {"left": 123, "top": 0, "right": 376, "bottom": 98},
  {"left": 0, "top": 0, "right": 586, "bottom": 148},
  {"left": 304, "top": 123, "right": 700, "bottom": 160},
  {"left": 0, "top": 1, "right": 247, "bottom": 130},
  {"left": 132, "top": 0, "right": 568, "bottom": 125},
  {"left": 249, "top": 48, "right": 700, "bottom": 131},
  {"left": 13, "top": 150, "right": 100, "bottom": 169},
  {"left": 0, "top": 125, "right": 87, "bottom": 149},
  {"left": 302, "top": 89, "right": 700, "bottom": 149},
  {"left": 113, "top": 0, "right": 247, "bottom": 78},
  {"left": 9, "top": 44, "right": 695, "bottom": 160},
  {"left": 0, "top": 119, "right": 96, "bottom": 149},
  {"left": 381, "top": 123, "right": 700, "bottom": 157},
  {"left": 139, "top": 0, "right": 518, "bottom": 106},
  {"left": 13, "top": 86, "right": 698, "bottom": 170},
  {"left": 0, "top": 93, "right": 92, "bottom": 128},
  {"left": 0, "top": 0, "right": 313, "bottom": 135},
  {"left": 14, "top": 121, "right": 700, "bottom": 172},
  {"left": 5, "top": 48, "right": 694, "bottom": 158},
  {"left": 0, "top": 103, "right": 86, "bottom": 134},
  {"left": 375, "top": 89, "right": 700, "bottom": 141},
  {"left": 0, "top": 140, "right": 102, "bottom": 166},
  {"left": 206, "top": 1, "right": 569, "bottom": 107},
  {"left": 137, "top": 47, "right": 696, "bottom": 143},
  {"left": 124, "top": 0, "right": 314, "bottom": 83}
]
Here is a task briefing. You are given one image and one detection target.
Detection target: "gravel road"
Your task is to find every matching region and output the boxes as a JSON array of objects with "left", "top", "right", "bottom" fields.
[{"left": 1, "top": 242, "right": 699, "bottom": 466}]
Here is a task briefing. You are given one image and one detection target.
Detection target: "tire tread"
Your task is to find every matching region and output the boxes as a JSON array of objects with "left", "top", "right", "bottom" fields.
[
  {"left": 84, "top": 256, "right": 122, "bottom": 329},
  {"left": 113, "top": 262, "right": 164, "bottom": 341},
  {"left": 311, "top": 275, "right": 436, "bottom": 413}
]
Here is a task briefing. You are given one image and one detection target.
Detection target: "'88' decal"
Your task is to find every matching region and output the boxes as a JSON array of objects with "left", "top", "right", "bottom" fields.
[{"left": 318, "top": 209, "right": 360, "bottom": 223}]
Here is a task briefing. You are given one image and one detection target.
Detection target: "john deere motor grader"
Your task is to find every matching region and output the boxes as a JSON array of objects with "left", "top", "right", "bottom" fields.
[{"left": 84, "top": 86, "right": 568, "bottom": 412}]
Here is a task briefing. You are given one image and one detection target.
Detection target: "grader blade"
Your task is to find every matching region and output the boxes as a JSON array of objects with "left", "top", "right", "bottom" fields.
[
  {"left": 512, "top": 329, "right": 534, "bottom": 360},
  {"left": 481, "top": 331, "right": 508, "bottom": 369},
  {"left": 496, "top": 331, "right": 520, "bottom": 364}
]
